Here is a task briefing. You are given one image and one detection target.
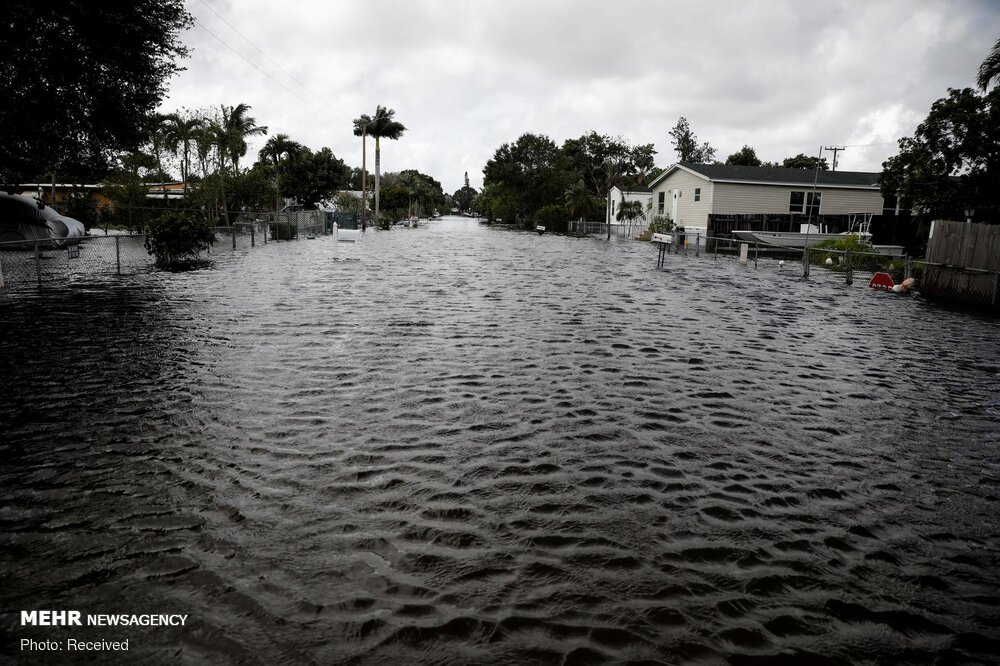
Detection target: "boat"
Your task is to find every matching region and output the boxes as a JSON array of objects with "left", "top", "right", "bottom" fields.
[
  {"left": 732, "top": 213, "right": 873, "bottom": 249},
  {"left": 0, "top": 192, "right": 86, "bottom": 246}
]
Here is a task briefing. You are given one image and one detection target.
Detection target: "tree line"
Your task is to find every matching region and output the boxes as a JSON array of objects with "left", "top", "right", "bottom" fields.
[
  {"left": 0, "top": 3, "right": 443, "bottom": 237},
  {"left": 472, "top": 120, "right": 837, "bottom": 230}
]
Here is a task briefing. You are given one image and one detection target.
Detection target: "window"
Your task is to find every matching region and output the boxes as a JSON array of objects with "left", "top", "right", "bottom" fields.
[
  {"left": 694, "top": 188, "right": 701, "bottom": 202},
  {"left": 789, "top": 191, "right": 822, "bottom": 216},
  {"left": 657, "top": 192, "right": 665, "bottom": 214},
  {"left": 806, "top": 192, "right": 821, "bottom": 217}
]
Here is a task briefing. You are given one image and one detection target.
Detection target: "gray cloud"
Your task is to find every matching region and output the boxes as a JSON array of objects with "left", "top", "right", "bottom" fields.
[{"left": 162, "top": 0, "right": 999, "bottom": 193}]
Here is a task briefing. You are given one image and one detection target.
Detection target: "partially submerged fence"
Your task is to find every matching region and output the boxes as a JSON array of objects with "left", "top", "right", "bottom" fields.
[
  {"left": 654, "top": 232, "right": 999, "bottom": 309},
  {"left": 0, "top": 212, "right": 333, "bottom": 289}
]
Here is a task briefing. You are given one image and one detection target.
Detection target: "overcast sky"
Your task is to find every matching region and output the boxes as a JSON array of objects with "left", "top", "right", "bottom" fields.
[{"left": 161, "top": 0, "right": 999, "bottom": 194}]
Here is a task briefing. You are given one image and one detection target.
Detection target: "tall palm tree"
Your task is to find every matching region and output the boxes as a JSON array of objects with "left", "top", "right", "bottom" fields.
[
  {"left": 220, "top": 103, "right": 267, "bottom": 173},
  {"left": 162, "top": 112, "right": 204, "bottom": 197},
  {"left": 366, "top": 106, "right": 406, "bottom": 227},
  {"left": 978, "top": 37, "right": 1000, "bottom": 91},
  {"left": 353, "top": 114, "right": 373, "bottom": 230},
  {"left": 259, "top": 133, "right": 302, "bottom": 211}
]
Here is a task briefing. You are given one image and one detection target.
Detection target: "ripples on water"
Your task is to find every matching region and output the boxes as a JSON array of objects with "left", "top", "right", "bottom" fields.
[{"left": 2, "top": 217, "right": 999, "bottom": 664}]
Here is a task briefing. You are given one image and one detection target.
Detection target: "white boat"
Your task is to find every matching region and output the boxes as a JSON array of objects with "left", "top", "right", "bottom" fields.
[
  {"left": 731, "top": 229, "right": 871, "bottom": 248},
  {"left": 732, "top": 213, "right": 872, "bottom": 249}
]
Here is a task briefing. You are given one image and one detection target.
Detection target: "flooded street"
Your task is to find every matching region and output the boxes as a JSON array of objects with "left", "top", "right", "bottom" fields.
[{"left": 2, "top": 216, "right": 999, "bottom": 664}]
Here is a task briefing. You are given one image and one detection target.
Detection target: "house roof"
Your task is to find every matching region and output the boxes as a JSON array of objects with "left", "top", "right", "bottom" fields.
[
  {"left": 649, "top": 163, "right": 881, "bottom": 190},
  {"left": 609, "top": 185, "right": 652, "bottom": 196}
]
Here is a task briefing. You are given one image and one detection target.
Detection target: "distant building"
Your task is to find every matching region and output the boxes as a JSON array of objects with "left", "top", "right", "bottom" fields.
[{"left": 606, "top": 185, "right": 653, "bottom": 228}]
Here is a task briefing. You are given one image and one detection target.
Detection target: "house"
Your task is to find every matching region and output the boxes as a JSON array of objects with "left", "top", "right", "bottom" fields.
[
  {"left": 647, "top": 163, "right": 887, "bottom": 243},
  {"left": 606, "top": 185, "right": 653, "bottom": 230}
]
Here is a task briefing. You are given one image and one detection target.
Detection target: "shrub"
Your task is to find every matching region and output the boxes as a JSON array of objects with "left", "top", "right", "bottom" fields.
[
  {"left": 649, "top": 215, "right": 675, "bottom": 234},
  {"left": 144, "top": 212, "right": 216, "bottom": 266},
  {"left": 535, "top": 204, "right": 567, "bottom": 232}
]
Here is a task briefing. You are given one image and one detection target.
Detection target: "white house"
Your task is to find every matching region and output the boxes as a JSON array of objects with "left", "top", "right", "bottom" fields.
[
  {"left": 648, "top": 163, "right": 886, "bottom": 241},
  {"left": 606, "top": 185, "right": 652, "bottom": 232}
]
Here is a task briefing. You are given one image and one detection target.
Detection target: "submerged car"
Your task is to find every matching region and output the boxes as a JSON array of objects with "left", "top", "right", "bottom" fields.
[{"left": 0, "top": 192, "right": 86, "bottom": 245}]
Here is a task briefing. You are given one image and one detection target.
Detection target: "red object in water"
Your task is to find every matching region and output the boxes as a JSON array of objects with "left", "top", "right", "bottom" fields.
[{"left": 869, "top": 272, "right": 895, "bottom": 291}]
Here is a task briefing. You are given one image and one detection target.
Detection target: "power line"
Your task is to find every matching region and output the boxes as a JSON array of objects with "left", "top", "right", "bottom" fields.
[
  {"left": 195, "top": 0, "right": 347, "bottom": 123},
  {"left": 191, "top": 17, "right": 329, "bottom": 115}
]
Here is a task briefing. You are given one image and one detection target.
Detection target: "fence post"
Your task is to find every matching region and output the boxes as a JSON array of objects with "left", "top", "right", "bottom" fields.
[
  {"left": 845, "top": 249, "right": 853, "bottom": 285},
  {"left": 115, "top": 236, "right": 121, "bottom": 275},
  {"left": 803, "top": 248, "right": 810, "bottom": 278},
  {"left": 251, "top": 222, "right": 255, "bottom": 248},
  {"left": 695, "top": 234, "right": 700, "bottom": 257},
  {"left": 34, "top": 240, "right": 42, "bottom": 288},
  {"left": 754, "top": 243, "right": 758, "bottom": 269},
  {"left": 232, "top": 224, "right": 237, "bottom": 250},
  {"left": 714, "top": 238, "right": 719, "bottom": 260}
]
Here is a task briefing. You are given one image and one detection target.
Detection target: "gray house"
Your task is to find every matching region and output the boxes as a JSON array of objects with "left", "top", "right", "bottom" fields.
[{"left": 648, "top": 163, "right": 888, "bottom": 241}]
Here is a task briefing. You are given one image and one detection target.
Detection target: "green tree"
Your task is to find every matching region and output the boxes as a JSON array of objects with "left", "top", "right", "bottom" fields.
[
  {"left": 669, "top": 117, "right": 716, "bottom": 163},
  {"left": 366, "top": 106, "right": 407, "bottom": 227},
  {"left": 161, "top": 111, "right": 204, "bottom": 197},
  {"left": 258, "top": 133, "right": 303, "bottom": 210},
  {"left": 483, "top": 133, "right": 568, "bottom": 228},
  {"left": 978, "top": 37, "right": 1000, "bottom": 91},
  {"left": 880, "top": 86, "right": 1000, "bottom": 223},
  {"left": 219, "top": 103, "right": 268, "bottom": 173},
  {"left": 0, "top": 1, "right": 192, "bottom": 183},
  {"left": 616, "top": 199, "right": 645, "bottom": 234},
  {"left": 378, "top": 185, "right": 409, "bottom": 228},
  {"left": 564, "top": 178, "right": 597, "bottom": 221},
  {"left": 562, "top": 131, "right": 657, "bottom": 196},
  {"left": 782, "top": 153, "right": 829, "bottom": 170},
  {"left": 725, "top": 145, "right": 763, "bottom": 166},
  {"left": 104, "top": 151, "right": 158, "bottom": 232},
  {"left": 453, "top": 171, "right": 477, "bottom": 213},
  {"left": 279, "top": 147, "right": 351, "bottom": 208}
]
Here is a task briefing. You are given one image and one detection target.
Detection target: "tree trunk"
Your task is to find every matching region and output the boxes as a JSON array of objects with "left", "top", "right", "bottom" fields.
[
  {"left": 374, "top": 137, "right": 381, "bottom": 227},
  {"left": 361, "top": 133, "right": 367, "bottom": 231}
]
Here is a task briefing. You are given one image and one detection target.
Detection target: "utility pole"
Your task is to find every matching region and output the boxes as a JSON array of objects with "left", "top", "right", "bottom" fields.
[{"left": 823, "top": 146, "right": 846, "bottom": 171}]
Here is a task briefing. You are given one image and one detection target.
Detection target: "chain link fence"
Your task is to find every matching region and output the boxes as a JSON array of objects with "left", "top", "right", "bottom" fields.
[
  {"left": 0, "top": 215, "right": 320, "bottom": 289},
  {"left": 655, "top": 233, "right": 999, "bottom": 310}
]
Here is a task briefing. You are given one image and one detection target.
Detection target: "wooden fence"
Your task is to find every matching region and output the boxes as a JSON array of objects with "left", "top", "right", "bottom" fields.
[{"left": 922, "top": 220, "right": 1000, "bottom": 308}]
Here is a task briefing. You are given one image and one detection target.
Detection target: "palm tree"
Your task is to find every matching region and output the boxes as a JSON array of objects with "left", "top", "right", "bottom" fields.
[
  {"left": 162, "top": 112, "right": 204, "bottom": 197},
  {"left": 366, "top": 106, "right": 406, "bottom": 227},
  {"left": 146, "top": 113, "right": 174, "bottom": 204},
  {"left": 259, "top": 133, "right": 302, "bottom": 211},
  {"left": 564, "top": 178, "right": 596, "bottom": 230},
  {"left": 616, "top": 199, "right": 645, "bottom": 238},
  {"left": 219, "top": 103, "right": 267, "bottom": 173},
  {"left": 352, "top": 114, "right": 373, "bottom": 230},
  {"left": 978, "top": 37, "right": 1000, "bottom": 91}
]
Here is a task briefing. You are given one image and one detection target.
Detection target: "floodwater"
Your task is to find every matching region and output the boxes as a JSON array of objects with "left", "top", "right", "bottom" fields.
[{"left": 2, "top": 216, "right": 998, "bottom": 665}]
